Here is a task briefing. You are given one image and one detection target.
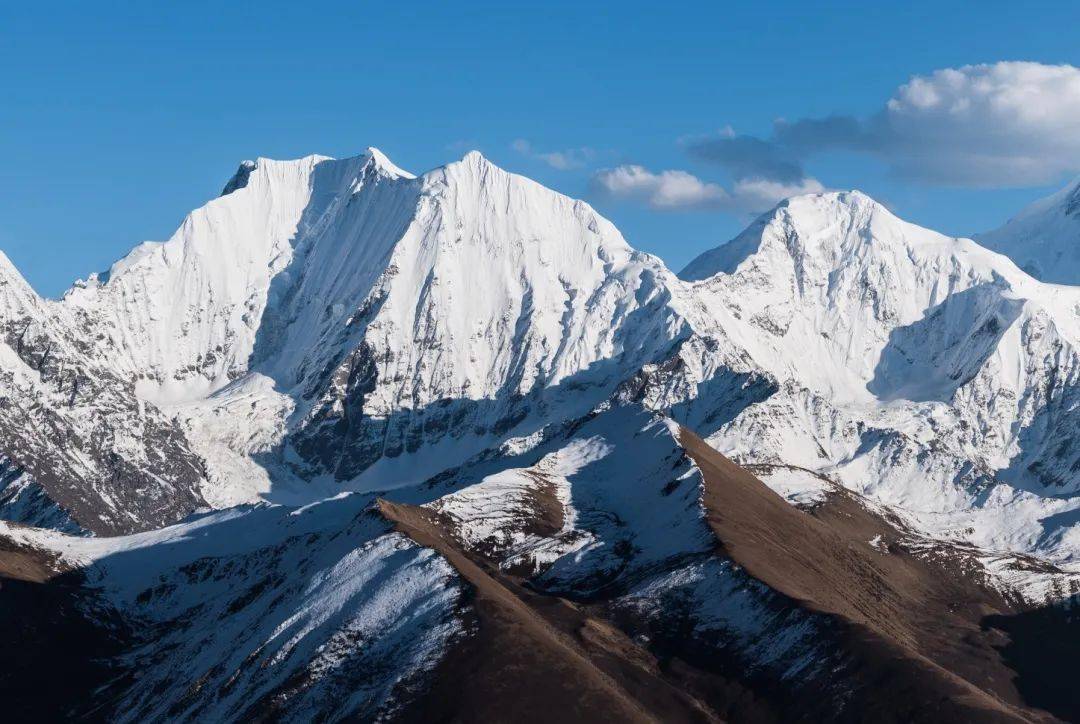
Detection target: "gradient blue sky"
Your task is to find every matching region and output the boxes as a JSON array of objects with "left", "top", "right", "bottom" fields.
[{"left": 3, "top": 1, "right": 1079, "bottom": 297}]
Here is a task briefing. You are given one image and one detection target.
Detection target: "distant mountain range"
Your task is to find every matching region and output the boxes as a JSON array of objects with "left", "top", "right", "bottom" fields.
[{"left": 2, "top": 149, "right": 1078, "bottom": 722}]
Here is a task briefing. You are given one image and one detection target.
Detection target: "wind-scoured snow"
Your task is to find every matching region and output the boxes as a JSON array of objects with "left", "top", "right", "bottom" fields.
[{"left": 425, "top": 407, "right": 714, "bottom": 588}]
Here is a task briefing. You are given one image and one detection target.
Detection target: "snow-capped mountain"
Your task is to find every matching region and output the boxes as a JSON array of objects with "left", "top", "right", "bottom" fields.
[
  {"left": 56, "top": 149, "right": 700, "bottom": 508},
  {"left": 4, "top": 146, "right": 1080, "bottom": 567},
  {"left": 977, "top": 176, "right": 1080, "bottom": 285},
  {"left": 2, "top": 148, "right": 1079, "bottom": 721},
  {"left": 672, "top": 192, "right": 1080, "bottom": 565}
]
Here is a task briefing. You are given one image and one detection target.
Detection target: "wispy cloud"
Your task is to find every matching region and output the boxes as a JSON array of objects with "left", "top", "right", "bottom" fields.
[
  {"left": 727, "top": 176, "right": 825, "bottom": 211},
  {"left": 511, "top": 139, "right": 596, "bottom": 170},
  {"left": 591, "top": 165, "right": 728, "bottom": 209},
  {"left": 591, "top": 164, "right": 822, "bottom": 213}
]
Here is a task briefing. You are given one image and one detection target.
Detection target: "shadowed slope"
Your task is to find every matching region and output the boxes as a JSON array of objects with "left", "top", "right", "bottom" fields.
[{"left": 0, "top": 535, "right": 128, "bottom": 721}]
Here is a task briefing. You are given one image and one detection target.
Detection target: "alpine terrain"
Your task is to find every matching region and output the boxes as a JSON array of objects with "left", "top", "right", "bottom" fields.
[{"left": 2, "top": 148, "right": 1079, "bottom": 722}]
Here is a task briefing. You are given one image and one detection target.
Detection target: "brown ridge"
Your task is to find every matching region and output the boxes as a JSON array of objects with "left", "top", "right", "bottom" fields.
[
  {"left": 0, "top": 540, "right": 60, "bottom": 583},
  {"left": 678, "top": 425, "right": 1052, "bottom": 722},
  {"left": 376, "top": 498, "right": 722, "bottom": 724},
  {"left": 381, "top": 424, "right": 1069, "bottom": 722}
]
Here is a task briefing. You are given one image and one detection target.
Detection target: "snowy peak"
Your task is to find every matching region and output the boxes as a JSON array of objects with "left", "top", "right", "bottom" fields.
[
  {"left": 3, "top": 146, "right": 1079, "bottom": 562},
  {"left": 362, "top": 146, "right": 415, "bottom": 180},
  {"left": 259, "top": 144, "right": 667, "bottom": 403},
  {"left": 29, "top": 146, "right": 691, "bottom": 491},
  {"left": 668, "top": 184, "right": 1080, "bottom": 517},
  {"left": 417, "top": 148, "right": 636, "bottom": 260},
  {"left": 675, "top": 183, "right": 1079, "bottom": 417},
  {"left": 281, "top": 149, "right": 692, "bottom": 481},
  {"left": 977, "top": 176, "right": 1080, "bottom": 285},
  {"left": 0, "top": 249, "right": 28, "bottom": 285},
  {"left": 220, "top": 148, "right": 411, "bottom": 197},
  {"left": 64, "top": 146, "right": 652, "bottom": 404},
  {"left": 454, "top": 149, "right": 492, "bottom": 169},
  {"left": 6, "top": 144, "right": 1080, "bottom": 724},
  {"left": 220, "top": 159, "right": 258, "bottom": 196},
  {"left": 0, "top": 250, "right": 42, "bottom": 319},
  {"left": 682, "top": 190, "right": 989, "bottom": 282},
  {"left": 678, "top": 188, "right": 1060, "bottom": 330},
  {"left": 60, "top": 149, "right": 420, "bottom": 400}
]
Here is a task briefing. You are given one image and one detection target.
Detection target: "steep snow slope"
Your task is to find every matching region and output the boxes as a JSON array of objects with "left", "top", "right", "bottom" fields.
[
  {"left": 682, "top": 191, "right": 1079, "bottom": 404},
  {"left": 3, "top": 148, "right": 717, "bottom": 529},
  {"left": 283, "top": 151, "right": 699, "bottom": 485},
  {"left": 63, "top": 149, "right": 415, "bottom": 401},
  {"left": 64, "top": 149, "right": 702, "bottom": 502},
  {"left": 977, "top": 177, "right": 1080, "bottom": 285}
]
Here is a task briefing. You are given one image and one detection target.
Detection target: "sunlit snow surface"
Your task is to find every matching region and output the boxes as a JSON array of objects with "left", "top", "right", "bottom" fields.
[
  {"left": 3, "top": 148, "right": 1080, "bottom": 593},
  {"left": 0, "top": 495, "right": 465, "bottom": 722}
]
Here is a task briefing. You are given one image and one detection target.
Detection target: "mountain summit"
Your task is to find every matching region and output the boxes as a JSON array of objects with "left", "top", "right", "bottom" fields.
[
  {"left": 977, "top": 176, "right": 1080, "bottom": 285},
  {"left": 2, "top": 149, "right": 1079, "bottom": 722}
]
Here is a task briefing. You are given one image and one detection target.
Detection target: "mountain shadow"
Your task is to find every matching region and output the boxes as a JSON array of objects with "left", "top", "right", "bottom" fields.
[
  {"left": 982, "top": 597, "right": 1080, "bottom": 722},
  {"left": 868, "top": 282, "right": 1023, "bottom": 403}
]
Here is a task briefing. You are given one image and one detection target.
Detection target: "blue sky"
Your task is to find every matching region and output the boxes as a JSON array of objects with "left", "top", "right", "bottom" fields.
[{"left": 3, "top": 1, "right": 1080, "bottom": 297}]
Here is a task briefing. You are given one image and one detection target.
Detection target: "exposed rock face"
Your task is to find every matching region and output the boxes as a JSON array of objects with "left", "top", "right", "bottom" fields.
[
  {"left": 0, "top": 454, "right": 85, "bottom": 534},
  {"left": 0, "top": 252, "right": 207, "bottom": 535}
]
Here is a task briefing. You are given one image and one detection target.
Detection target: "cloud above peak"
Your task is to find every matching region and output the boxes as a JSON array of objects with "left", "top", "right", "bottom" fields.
[
  {"left": 693, "top": 62, "right": 1080, "bottom": 188},
  {"left": 876, "top": 62, "right": 1080, "bottom": 184},
  {"left": 591, "top": 165, "right": 728, "bottom": 209},
  {"left": 685, "top": 131, "right": 808, "bottom": 183},
  {"left": 591, "top": 164, "right": 823, "bottom": 213}
]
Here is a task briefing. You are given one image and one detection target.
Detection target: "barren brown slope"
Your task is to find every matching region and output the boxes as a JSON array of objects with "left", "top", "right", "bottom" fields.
[
  {"left": 0, "top": 537, "right": 62, "bottom": 583},
  {"left": 376, "top": 499, "right": 722, "bottom": 724},
  {"left": 678, "top": 426, "right": 1056, "bottom": 723}
]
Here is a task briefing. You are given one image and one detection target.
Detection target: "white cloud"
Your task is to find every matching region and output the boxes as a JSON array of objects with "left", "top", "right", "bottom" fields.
[
  {"left": 761, "top": 62, "right": 1080, "bottom": 187},
  {"left": 592, "top": 165, "right": 728, "bottom": 209},
  {"left": 592, "top": 165, "right": 823, "bottom": 213},
  {"left": 730, "top": 176, "right": 825, "bottom": 210},
  {"left": 511, "top": 139, "right": 595, "bottom": 170},
  {"left": 878, "top": 62, "right": 1080, "bottom": 184}
]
